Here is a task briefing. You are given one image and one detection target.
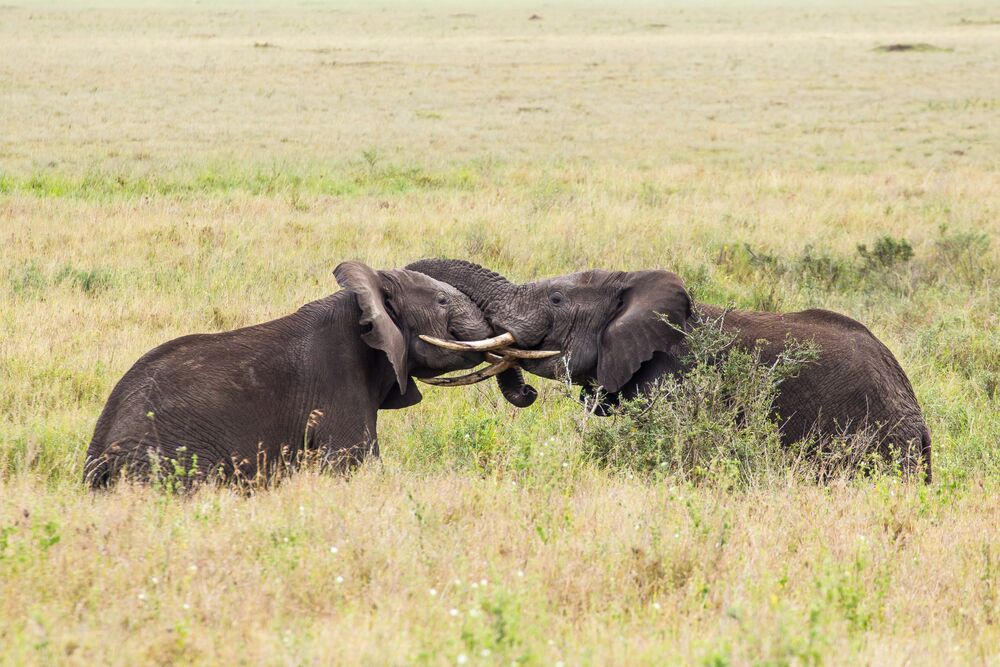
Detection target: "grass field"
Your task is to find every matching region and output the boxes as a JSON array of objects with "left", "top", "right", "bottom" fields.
[{"left": 1, "top": 1, "right": 999, "bottom": 664}]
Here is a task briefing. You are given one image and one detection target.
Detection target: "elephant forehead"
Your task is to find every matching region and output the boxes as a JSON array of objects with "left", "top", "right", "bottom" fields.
[
  {"left": 545, "top": 270, "right": 617, "bottom": 290},
  {"left": 391, "top": 268, "right": 449, "bottom": 292}
]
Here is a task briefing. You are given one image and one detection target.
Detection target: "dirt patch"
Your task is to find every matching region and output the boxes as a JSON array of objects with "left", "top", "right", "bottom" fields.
[{"left": 874, "top": 43, "right": 951, "bottom": 53}]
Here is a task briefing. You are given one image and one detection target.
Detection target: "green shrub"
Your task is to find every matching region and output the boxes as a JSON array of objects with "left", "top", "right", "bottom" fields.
[
  {"left": 929, "top": 226, "right": 993, "bottom": 286},
  {"left": 795, "top": 244, "right": 857, "bottom": 291},
  {"left": 579, "top": 312, "right": 819, "bottom": 488},
  {"left": 55, "top": 266, "right": 116, "bottom": 295},
  {"left": 8, "top": 263, "right": 47, "bottom": 296},
  {"left": 857, "top": 236, "right": 914, "bottom": 272}
]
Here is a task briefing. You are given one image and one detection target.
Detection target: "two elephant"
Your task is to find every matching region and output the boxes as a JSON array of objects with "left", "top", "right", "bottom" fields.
[{"left": 85, "top": 258, "right": 931, "bottom": 487}]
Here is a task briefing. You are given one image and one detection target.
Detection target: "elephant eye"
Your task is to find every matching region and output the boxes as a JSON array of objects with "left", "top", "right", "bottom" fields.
[
  {"left": 437, "top": 294, "right": 449, "bottom": 307},
  {"left": 549, "top": 291, "right": 564, "bottom": 306}
]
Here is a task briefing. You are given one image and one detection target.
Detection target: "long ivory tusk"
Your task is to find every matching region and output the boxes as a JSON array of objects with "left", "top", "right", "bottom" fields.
[
  {"left": 496, "top": 348, "right": 561, "bottom": 359},
  {"left": 418, "top": 332, "right": 515, "bottom": 352},
  {"left": 417, "top": 359, "right": 515, "bottom": 386},
  {"left": 420, "top": 334, "right": 560, "bottom": 359}
]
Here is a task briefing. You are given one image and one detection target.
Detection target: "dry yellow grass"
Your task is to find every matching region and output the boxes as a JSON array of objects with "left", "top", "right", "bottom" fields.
[
  {"left": 1, "top": 1, "right": 999, "bottom": 664},
  {"left": 1, "top": 470, "right": 997, "bottom": 664}
]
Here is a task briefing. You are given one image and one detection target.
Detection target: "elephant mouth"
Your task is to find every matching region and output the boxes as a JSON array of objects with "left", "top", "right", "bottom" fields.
[{"left": 416, "top": 333, "right": 560, "bottom": 386}]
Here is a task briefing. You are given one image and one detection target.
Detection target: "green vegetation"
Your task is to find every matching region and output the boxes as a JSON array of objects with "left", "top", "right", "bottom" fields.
[
  {"left": 1, "top": 0, "right": 998, "bottom": 663},
  {"left": 581, "top": 313, "right": 822, "bottom": 487}
]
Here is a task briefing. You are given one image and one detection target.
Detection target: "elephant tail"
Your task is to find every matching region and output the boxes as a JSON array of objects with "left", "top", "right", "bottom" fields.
[
  {"left": 83, "top": 452, "right": 115, "bottom": 489},
  {"left": 921, "top": 425, "right": 932, "bottom": 484}
]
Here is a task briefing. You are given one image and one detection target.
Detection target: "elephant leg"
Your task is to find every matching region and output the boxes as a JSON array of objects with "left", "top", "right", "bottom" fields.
[{"left": 310, "top": 410, "right": 380, "bottom": 471}]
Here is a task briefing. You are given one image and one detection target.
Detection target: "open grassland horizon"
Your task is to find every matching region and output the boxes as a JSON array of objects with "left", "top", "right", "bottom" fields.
[{"left": 1, "top": 1, "right": 998, "bottom": 663}]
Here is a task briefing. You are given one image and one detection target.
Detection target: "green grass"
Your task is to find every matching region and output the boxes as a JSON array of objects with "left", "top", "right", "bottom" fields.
[
  {"left": 0, "top": 159, "right": 484, "bottom": 201},
  {"left": 1, "top": 0, "right": 999, "bottom": 663}
]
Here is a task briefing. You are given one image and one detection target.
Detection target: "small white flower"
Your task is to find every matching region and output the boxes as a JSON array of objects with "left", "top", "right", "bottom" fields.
[
  {"left": 548, "top": 640, "right": 555, "bottom": 646},
  {"left": 336, "top": 575, "right": 344, "bottom": 584},
  {"left": 449, "top": 608, "right": 460, "bottom": 617},
  {"left": 182, "top": 603, "right": 190, "bottom": 610},
  {"left": 453, "top": 579, "right": 462, "bottom": 586},
  {"left": 299, "top": 505, "right": 305, "bottom": 513},
  {"left": 516, "top": 570, "right": 524, "bottom": 578},
  {"left": 330, "top": 546, "right": 338, "bottom": 554},
  {"left": 188, "top": 564, "right": 198, "bottom": 573},
  {"left": 138, "top": 592, "right": 146, "bottom": 601},
  {"left": 457, "top": 655, "right": 468, "bottom": 665},
  {"left": 481, "top": 649, "right": 491, "bottom": 657},
  {"left": 151, "top": 577, "right": 159, "bottom": 585},
  {"left": 674, "top": 532, "right": 680, "bottom": 539},
  {"left": 562, "top": 462, "right": 568, "bottom": 468},
  {"left": 652, "top": 602, "right": 662, "bottom": 611},
  {"left": 556, "top": 662, "right": 565, "bottom": 667},
  {"left": 479, "top": 578, "right": 488, "bottom": 586},
  {"left": 471, "top": 582, "right": 478, "bottom": 589},
  {"left": 469, "top": 608, "right": 480, "bottom": 617},
  {"left": 429, "top": 588, "right": 438, "bottom": 596}
]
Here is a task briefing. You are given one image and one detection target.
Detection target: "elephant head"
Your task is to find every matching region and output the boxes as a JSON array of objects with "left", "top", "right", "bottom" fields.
[
  {"left": 333, "top": 262, "right": 487, "bottom": 387},
  {"left": 333, "top": 261, "right": 551, "bottom": 407},
  {"left": 405, "top": 259, "right": 692, "bottom": 408}
]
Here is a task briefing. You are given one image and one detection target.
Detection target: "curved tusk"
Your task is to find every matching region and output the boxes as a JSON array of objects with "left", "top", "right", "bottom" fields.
[
  {"left": 499, "top": 348, "right": 561, "bottom": 359},
  {"left": 417, "top": 360, "right": 515, "bottom": 386},
  {"left": 418, "top": 332, "right": 515, "bottom": 352}
]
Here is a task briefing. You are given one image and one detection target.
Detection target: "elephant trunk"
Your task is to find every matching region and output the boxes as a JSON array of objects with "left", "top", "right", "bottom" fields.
[
  {"left": 496, "top": 367, "right": 538, "bottom": 407},
  {"left": 406, "top": 258, "right": 537, "bottom": 407},
  {"left": 406, "top": 258, "right": 517, "bottom": 320}
]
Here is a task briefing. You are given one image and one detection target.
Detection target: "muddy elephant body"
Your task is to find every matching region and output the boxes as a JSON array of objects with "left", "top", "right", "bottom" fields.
[
  {"left": 407, "top": 259, "right": 931, "bottom": 481},
  {"left": 84, "top": 262, "right": 492, "bottom": 486}
]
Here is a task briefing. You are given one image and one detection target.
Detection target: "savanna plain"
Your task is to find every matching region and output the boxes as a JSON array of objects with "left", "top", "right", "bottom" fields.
[{"left": 1, "top": 1, "right": 999, "bottom": 664}]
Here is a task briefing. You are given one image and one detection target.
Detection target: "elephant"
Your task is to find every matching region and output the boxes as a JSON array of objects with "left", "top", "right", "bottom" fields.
[
  {"left": 83, "top": 261, "right": 541, "bottom": 487},
  {"left": 406, "top": 259, "right": 932, "bottom": 481}
]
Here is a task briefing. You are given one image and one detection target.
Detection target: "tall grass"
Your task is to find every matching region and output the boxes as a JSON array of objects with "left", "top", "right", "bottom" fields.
[{"left": 1, "top": 0, "right": 998, "bottom": 663}]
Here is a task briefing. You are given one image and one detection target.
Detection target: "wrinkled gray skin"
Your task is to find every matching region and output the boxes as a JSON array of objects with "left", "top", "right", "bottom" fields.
[
  {"left": 84, "top": 262, "right": 492, "bottom": 487},
  {"left": 407, "top": 259, "right": 932, "bottom": 481}
]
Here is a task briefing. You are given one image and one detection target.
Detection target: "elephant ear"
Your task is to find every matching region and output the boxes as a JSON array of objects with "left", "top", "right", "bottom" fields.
[
  {"left": 597, "top": 270, "right": 691, "bottom": 395},
  {"left": 333, "top": 261, "right": 408, "bottom": 394}
]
